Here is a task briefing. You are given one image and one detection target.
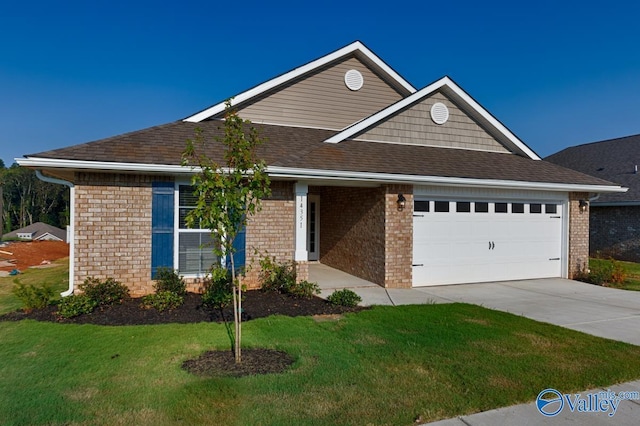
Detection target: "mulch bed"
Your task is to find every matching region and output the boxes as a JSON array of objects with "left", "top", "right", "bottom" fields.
[
  {"left": 0, "top": 290, "right": 363, "bottom": 325},
  {"left": 1, "top": 290, "right": 365, "bottom": 377}
]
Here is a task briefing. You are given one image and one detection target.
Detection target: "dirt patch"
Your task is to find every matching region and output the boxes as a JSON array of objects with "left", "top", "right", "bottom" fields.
[{"left": 0, "top": 241, "right": 69, "bottom": 272}]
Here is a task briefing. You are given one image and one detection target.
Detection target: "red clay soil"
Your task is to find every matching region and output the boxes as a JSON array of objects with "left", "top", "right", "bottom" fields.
[{"left": 0, "top": 241, "right": 69, "bottom": 271}]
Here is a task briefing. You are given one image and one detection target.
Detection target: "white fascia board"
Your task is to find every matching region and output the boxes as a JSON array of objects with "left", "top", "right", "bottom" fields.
[
  {"left": 18, "top": 157, "right": 627, "bottom": 194},
  {"left": 266, "top": 166, "right": 628, "bottom": 194},
  {"left": 17, "top": 157, "right": 194, "bottom": 175},
  {"left": 183, "top": 41, "right": 416, "bottom": 123},
  {"left": 325, "top": 76, "right": 541, "bottom": 161}
]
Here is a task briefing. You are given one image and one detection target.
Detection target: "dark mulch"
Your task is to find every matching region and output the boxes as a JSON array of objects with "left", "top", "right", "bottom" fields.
[
  {"left": 0, "top": 290, "right": 364, "bottom": 326},
  {"left": 182, "top": 348, "right": 295, "bottom": 377},
  {"left": 1, "top": 290, "right": 365, "bottom": 377}
]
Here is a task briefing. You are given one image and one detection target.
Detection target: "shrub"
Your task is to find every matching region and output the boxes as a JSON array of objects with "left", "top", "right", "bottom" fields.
[
  {"left": 80, "top": 277, "right": 129, "bottom": 306},
  {"left": 288, "top": 280, "right": 321, "bottom": 299},
  {"left": 578, "top": 258, "right": 627, "bottom": 286},
  {"left": 327, "top": 289, "right": 362, "bottom": 307},
  {"left": 259, "top": 256, "right": 296, "bottom": 294},
  {"left": 12, "top": 281, "right": 55, "bottom": 312},
  {"left": 154, "top": 267, "right": 186, "bottom": 296},
  {"left": 202, "top": 266, "right": 234, "bottom": 311},
  {"left": 141, "top": 291, "right": 184, "bottom": 311},
  {"left": 57, "top": 295, "right": 98, "bottom": 318}
]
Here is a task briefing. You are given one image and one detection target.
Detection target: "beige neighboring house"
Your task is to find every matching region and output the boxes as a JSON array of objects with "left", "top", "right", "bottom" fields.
[
  {"left": 17, "top": 41, "right": 626, "bottom": 297},
  {"left": 3, "top": 222, "right": 67, "bottom": 242}
]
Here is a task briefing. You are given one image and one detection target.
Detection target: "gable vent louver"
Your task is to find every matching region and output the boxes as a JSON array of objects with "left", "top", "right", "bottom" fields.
[
  {"left": 344, "top": 69, "right": 364, "bottom": 91},
  {"left": 430, "top": 102, "right": 449, "bottom": 125}
]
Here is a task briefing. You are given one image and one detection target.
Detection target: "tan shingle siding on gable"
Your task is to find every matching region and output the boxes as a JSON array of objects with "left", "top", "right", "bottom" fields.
[
  {"left": 235, "top": 56, "right": 404, "bottom": 130},
  {"left": 354, "top": 92, "right": 510, "bottom": 153}
]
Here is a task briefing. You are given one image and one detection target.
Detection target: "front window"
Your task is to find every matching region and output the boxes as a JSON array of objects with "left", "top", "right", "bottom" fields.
[{"left": 178, "top": 185, "right": 217, "bottom": 275}]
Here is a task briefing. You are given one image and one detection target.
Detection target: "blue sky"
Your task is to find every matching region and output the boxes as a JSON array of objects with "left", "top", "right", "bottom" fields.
[{"left": 2, "top": 0, "right": 640, "bottom": 167}]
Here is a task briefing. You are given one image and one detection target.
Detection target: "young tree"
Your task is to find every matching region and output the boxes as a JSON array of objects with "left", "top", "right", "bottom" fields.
[{"left": 182, "top": 101, "right": 270, "bottom": 363}]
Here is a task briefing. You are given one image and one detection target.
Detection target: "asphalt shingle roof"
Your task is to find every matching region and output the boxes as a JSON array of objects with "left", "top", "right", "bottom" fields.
[
  {"left": 28, "top": 120, "right": 617, "bottom": 188},
  {"left": 546, "top": 134, "right": 640, "bottom": 203}
]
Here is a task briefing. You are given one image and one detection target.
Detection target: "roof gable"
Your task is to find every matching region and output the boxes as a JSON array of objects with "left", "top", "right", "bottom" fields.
[
  {"left": 353, "top": 90, "right": 510, "bottom": 153},
  {"left": 325, "top": 76, "right": 541, "bottom": 160},
  {"left": 184, "top": 41, "right": 416, "bottom": 125}
]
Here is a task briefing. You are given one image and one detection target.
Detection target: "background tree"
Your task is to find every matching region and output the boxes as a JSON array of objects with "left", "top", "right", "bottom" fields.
[
  {"left": 0, "top": 165, "right": 69, "bottom": 234},
  {"left": 182, "top": 101, "right": 270, "bottom": 363}
]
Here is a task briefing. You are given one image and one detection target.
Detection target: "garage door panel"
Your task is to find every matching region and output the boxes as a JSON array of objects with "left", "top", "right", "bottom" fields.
[{"left": 413, "top": 200, "right": 563, "bottom": 286}]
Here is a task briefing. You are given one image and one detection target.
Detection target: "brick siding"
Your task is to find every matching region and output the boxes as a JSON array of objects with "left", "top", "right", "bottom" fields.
[
  {"left": 74, "top": 173, "right": 170, "bottom": 296},
  {"left": 383, "top": 185, "right": 413, "bottom": 288},
  {"left": 313, "top": 184, "right": 413, "bottom": 288},
  {"left": 568, "top": 192, "right": 589, "bottom": 278},
  {"left": 243, "top": 181, "right": 297, "bottom": 288},
  {"left": 590, "top": 205, "right": 640, "bottom": 262},
  {"left": 314, "top": 186, "right": 386, "bottom": 285}
]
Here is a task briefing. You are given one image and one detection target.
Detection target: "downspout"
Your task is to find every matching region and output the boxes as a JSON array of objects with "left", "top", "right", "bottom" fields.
[
  {"left": 35, "top": 170, "right": 74, "bottom": 297},
  {"left": 589, "top": 193, "right": 601, "bottom": 203}
]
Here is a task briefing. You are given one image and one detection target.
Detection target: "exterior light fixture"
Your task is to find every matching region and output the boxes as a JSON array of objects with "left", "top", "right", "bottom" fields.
[
  {"left": 579, "top": 199, "right": 588, "bottom": 213},
  {"left": 397, "top": 193, "right": 406, "bottom": 211}
]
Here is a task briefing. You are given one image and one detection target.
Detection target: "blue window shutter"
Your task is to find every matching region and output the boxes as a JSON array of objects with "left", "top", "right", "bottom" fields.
[
  {"left": 227, "top": 224, "right": 246, "bottom": 271},
  {"left": 152, "top": 182, "right": 174, "bottom": 279}
]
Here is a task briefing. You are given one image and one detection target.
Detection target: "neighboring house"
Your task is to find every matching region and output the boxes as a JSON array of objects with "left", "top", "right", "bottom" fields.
[
  {"left": 546, "top": 134, "right": 640, "bottom": 262},
  {"left": 3, "top": 222, "right": 67, "bottom": 242},
  {"left": 17, "top": 41, "right": 625, "bottom": 296}
]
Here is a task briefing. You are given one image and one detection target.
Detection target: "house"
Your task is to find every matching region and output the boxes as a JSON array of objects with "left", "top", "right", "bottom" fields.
[
  {"left": 17, "top": 41, "right": 626, "bottom": 296},
  {"left": 546, "top": 134, "right": 640, "bottom": 262},
  {"left": 3, "top": 222, "right": 67, "bottom": 242}
]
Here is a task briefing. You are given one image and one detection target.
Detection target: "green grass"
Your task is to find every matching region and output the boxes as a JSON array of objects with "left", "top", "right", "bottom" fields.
[
  {"left": 2, "top": 260, "right": 640, "bottom": 425},
  {"left": 590, "top": 258, "right": 640, "bottom": 291},
  {"left": 0, "top": 258, "right": 69, "bottom": 314},
  {"left": 2, "top": 302, "right": 640, "bottom": 425}
]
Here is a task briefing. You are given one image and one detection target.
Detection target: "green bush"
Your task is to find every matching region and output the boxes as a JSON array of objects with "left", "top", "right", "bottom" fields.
[
  {"left": 202, "top": 266, "right": 234, "bottom": 311},
  {"left": 288, "top": 280, "right": 321, "bottom": 299},
  {"left": 259, "top": 256, "right": 297, "bottom": 294},
  {"left": 580, "top": 258, "right": 627, "bottom": 286},
  {"left": 154, "top": 267, "right": 186, "bottom": 296},
  {"left": 327, "top": 289, "right": 362, "bottom": 307},
  {"left": 12, "top": 281, "right": 55, "bottom": 312},
  {"left": 57, "top": 295, "right": 98, "bottom": 318},
  {"left": 258, "top": 256, "right": 320, "bottom": 298},
  {"left": 80, "top": 277, "right": 129, "bottom": 306},
  {"left": 141, "top": 291, "right": 184, "bottom": 311}
]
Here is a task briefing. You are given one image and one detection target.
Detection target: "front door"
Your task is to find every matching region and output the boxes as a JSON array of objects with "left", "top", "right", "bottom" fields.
[{"left": 307, "top": 195, "right": 320, "bottom": 261}]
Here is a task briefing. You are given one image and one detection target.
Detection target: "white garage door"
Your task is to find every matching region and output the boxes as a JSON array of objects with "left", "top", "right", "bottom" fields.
[{"left": 412, "top": 200, "right": 563, "bottom": 286}]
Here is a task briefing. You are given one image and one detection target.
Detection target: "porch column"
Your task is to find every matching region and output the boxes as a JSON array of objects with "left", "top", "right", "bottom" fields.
[{"left": 294, "top": 182, "right": 308, "bottom": 262}]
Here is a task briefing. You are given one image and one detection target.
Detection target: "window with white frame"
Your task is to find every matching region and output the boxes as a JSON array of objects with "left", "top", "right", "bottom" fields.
[{"left": 177, "top": 185, "right": 218, "bottom": 275}]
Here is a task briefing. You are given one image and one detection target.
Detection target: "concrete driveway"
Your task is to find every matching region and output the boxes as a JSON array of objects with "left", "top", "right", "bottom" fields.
[{"left": 416, "top": 278, "right": 640, "bottom": 346}]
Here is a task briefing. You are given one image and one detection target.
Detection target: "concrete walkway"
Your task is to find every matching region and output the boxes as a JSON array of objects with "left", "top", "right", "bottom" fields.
[{"left": 311, "top": 264, "right": 640, "bottom": 425}]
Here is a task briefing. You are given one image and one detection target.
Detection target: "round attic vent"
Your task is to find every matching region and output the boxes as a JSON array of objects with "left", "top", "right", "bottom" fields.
[
  {"left": 430, "top": 102, "right": 449, "bottom": 125},
  {"left": 344, "top": 69, "right": 364, "bottom": 91}
]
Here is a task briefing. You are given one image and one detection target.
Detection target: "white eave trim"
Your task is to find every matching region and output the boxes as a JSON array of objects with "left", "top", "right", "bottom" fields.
[
  {"left": 324, "top": 76, "right": 541, "bottom": 161},
  {"left": 17, "top": 157, "right": 627, "bottom": 194},
  {"left": 183, "top": 41, "right": 416, "bottom": 123}
]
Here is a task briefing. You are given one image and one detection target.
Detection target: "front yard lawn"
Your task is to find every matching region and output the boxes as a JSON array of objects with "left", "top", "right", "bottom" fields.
[{"left": 2, "top": 301, "right": 640, "bottom": 425}]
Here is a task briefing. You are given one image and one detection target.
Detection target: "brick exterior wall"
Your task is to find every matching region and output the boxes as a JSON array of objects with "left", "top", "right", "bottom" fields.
[
  {"left": 590, "top": 205, "right": 640, "bottom": 262},
  {"left": 384, "top": 185, "right": 413, "bottom": 288},
  {"left": 315, "top": 186, "right": 386, "bottom": 285},
  {"left": 313, "top": 184, "right": 413, "bottom": 288},
  {"left": 568, "top": 192, "right": 589, "bottom": 278},
  {"left": 243, "top": 181, "right": 297, "bottom": 288},
  {"left": 74, "top": 173, "right": 170, "bottom": 296}
]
